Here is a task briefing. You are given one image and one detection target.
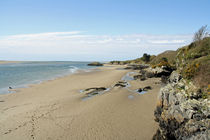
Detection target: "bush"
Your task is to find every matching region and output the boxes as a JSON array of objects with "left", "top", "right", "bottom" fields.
[
  {"left": 142, "top": 53, "right": 151, "bottom": 62},
  {"left": 183, "top": 63, "right": 200, "bottom": 79}
]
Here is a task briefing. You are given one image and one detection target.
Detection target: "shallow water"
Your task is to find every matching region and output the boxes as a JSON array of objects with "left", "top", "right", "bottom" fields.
[{"left": 0, "top": 61, "right": 95, "bottom": 94}]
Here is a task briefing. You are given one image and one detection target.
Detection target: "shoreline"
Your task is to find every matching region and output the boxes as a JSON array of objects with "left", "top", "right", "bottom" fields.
[
  {"left": 0, "top": 62, "right": 99, "bottom": 95},
  {"left": 1, "top": 67, "right": 100, "bottom": 95},
  {"left": 0, "top": 65, "right": 160, "bottom": 140}
]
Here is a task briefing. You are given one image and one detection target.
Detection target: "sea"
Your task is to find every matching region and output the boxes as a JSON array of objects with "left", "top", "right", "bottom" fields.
[{"left": 0, "top": 61, "right": 96, "bottom": 94}]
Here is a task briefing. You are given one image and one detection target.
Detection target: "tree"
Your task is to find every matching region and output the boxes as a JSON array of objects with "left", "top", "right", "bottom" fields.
[
  {"left": 142, "top": 53, "right": 151, "bottom": 62},
  {"left": 193, "top": 25, "right": 209, "bottom": 42}
]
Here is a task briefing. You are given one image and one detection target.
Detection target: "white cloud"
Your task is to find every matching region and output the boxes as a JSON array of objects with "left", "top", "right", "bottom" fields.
[{"left": 0, "top": 32, "right": 193, "bottom": 61}]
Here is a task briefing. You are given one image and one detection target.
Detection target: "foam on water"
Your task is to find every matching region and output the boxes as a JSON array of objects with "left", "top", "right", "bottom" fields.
[{"left": 0, "top": 61, "right": 94, "bottom": 94}]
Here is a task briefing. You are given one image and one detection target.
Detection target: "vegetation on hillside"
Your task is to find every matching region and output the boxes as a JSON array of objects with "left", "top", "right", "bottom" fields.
[{"left": 110, "top": 26, "right": 210, "bottom": 98}]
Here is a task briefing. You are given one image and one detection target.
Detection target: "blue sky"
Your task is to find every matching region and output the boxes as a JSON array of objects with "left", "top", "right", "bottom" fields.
[{"left": 0, "top": 0, "right": 209, "bottom": 61}]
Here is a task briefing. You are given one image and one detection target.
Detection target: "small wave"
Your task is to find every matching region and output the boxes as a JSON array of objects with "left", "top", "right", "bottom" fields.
[{"left": 68, "top": 66, "right": 79, "bottom": 73}]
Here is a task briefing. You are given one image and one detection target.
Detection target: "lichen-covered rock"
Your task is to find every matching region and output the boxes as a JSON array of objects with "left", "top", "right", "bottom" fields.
[{"left": 153, "top": 71, "right": 210, "bottom": 140}]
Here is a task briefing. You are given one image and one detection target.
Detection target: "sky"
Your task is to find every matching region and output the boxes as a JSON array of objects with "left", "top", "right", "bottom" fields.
[{"left": 0, "top": 0, "right": 209, "bottom": 61}]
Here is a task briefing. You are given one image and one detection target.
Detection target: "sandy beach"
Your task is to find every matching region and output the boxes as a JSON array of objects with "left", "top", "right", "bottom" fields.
[{"left": 0, "top": 65, "right": 161, "bottom": 140}]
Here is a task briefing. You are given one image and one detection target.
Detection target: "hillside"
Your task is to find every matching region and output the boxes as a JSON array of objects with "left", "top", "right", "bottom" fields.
[
  {"left": 149, "top": 50, "right": 177, "bottom": 66},
  {"left": 153, "top": 37, "right": 210, "bottom": 139}
]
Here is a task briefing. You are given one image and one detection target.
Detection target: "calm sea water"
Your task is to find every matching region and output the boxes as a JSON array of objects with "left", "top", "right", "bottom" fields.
[{"left": 0, "top": 61, "right": 95, "bottom": 94}]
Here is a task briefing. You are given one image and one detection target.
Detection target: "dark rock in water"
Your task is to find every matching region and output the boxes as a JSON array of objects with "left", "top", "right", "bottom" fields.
[
  {"left": 87, "top": 62, "right": 103, "bottom": 66},
  {"left": 143, "top": 86, "right": 152, "bottom": 91},
  {"left": 9, "top": 87, "right": 12, "bottom": 89},
  {"left": 83, "top": 87, "right": 107, "bottom": 96},
  {"left": 114, "top": 81, "right": 128, "bottom": 87},
  {"left": 137, "top": 88, "right": 143, "bottom": 92}
]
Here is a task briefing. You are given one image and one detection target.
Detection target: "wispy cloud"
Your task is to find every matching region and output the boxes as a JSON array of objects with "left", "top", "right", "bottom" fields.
[{"left": 0, "top": 32, "right": 193, "bottom": 61}]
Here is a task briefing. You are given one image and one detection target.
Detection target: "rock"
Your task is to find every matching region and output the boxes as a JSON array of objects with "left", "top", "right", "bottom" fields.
[
  {"left": 140, "top": 76, "right": 146, "bottom": 81},
  {"left": 161, "top": 75, "right": 169, "bottom": 84},
  {"left": 145, "top": 67, "right": 173, "bottom": 79},
  {"left": 87, "top": 62, "right": 103, "bottom": 66},
  {"left": 169, "top": 71, "right": 182, "bottom": 83},
  {"left": 133, "top": 75, "right": 142, "bottom": 80},
  {"left": 82, "top": 87, "right": 107, "bottom": 96},
  {"left": 143, "top": 86, "right": 152, "bottom": 91},
  {"left": 9, "top": 87, "right": 12, "bottom": 89},
  {"left": 137, "top": 88, "right": 143, "bottom": 92},
  {"left": 133, "top": 73, "right": 146, "bottom": 81},
  {"left": 145, "top": 71, "right": 155, "bottom": 78},
  {"left": 114, "top": 81, "right": 128, "bottom": 87},
  {"left": 153, "top": 70, "right": 210, "bottom": 139}
]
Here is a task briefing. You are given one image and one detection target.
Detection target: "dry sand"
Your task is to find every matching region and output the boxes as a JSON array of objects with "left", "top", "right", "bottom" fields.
[{"left": 0, "top": 65, "right": 161, "bottom": 140}]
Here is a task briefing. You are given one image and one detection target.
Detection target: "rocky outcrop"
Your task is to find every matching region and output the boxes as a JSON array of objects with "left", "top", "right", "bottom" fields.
[
  {"left": 82, "top": 87, "right": 107, "bottom": 96},
  {"left": 153, "top": 71, "right": 210, "bottom": 140},
  {"left": 146, "top": 66, "right": 173, "bottom": 78},
  {"left": 133, "top": 66, "right": 173, "bottom": 82},
  {"left": 114, "top": 81, "right": 129, "bottom": 87},
  {"left": 87, "top": 62, "right": 103, "bottom": 66}
]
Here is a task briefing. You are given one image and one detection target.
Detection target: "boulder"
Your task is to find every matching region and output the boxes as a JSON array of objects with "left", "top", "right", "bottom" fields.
[{"left": 87, "top": 62, "right": 103, "bottom": 66}]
